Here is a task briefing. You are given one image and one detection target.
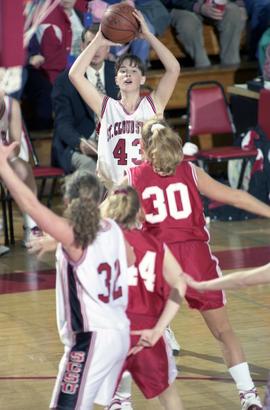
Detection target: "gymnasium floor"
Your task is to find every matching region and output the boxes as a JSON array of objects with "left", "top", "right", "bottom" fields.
[{"left": 0, "top": 206, "right": 270, "bottom": 409}]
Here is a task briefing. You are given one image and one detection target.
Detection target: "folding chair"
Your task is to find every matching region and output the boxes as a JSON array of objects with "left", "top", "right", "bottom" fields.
[
  {"left": 1, "top": 124, "right": 65, "bottom": 246},
  {"left": 186, "top": 81, "right": 258, "bottom": 213},
  {"left": 23, "top": 123, "right": 65, "bottom": 207}
]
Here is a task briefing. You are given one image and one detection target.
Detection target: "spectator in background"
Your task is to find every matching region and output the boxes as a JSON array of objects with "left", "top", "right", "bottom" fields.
[
  {"left": 23, "top": 0, "right": 84, "bottom": 130},
  {"left": 51, "top": 24, "right": 118, "bottom": 175},
  {"left": 244, "top": 0, "right": 270, "bottom": 60},
  {"left": 162, "top": 0, "right": 247, "bottom": 67}
]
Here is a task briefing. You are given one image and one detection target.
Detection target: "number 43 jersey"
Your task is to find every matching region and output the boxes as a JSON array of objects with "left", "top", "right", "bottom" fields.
[
  {"left": 127, "top": 161, "right": 209, "bottom": 244},
  {"left": 97, "top": 96, "right": 157, "bottom": 186}
]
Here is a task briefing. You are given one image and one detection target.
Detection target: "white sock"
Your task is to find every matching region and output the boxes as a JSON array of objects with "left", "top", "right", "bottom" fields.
[
  {"left": 229, "top": 362, "right": 255, "bottom": 392},
  {"left": 23, "top": 213, "right": 37, "bottom": 230},
  {"left": 114, "top": 371, "right": 132, "bottom": 399}
]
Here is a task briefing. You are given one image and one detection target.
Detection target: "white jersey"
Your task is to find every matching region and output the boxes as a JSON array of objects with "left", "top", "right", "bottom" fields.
[
  {"left": 55, "top": 218, "right": 130, "bottom": 346},
  {"left": 97, "top": 95, "right": 157, "bottom": 185},
  {"left": 0, "top": 96, "right": 29, "bottom": 161}
]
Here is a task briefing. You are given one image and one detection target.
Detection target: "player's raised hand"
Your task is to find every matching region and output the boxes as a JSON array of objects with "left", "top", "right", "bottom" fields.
[
  {"left": 96, "top": 25, "right": 122, "bottom": 47},
  {"left": 0, "top": 141, "right": 18, "bottom": 164},
  {"left": 133, "top": 9, "right": 151, "bottom": 39}
]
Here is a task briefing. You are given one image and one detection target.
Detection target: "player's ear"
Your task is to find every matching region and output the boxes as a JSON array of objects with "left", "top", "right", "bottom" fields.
[{"left": 140, "top": 75, "right": 146, "bottom": 85}]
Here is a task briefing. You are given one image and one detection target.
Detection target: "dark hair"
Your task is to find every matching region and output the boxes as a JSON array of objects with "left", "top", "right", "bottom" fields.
[
  {"left": 115, "top": 53, "right": 146, "bottom": 76},
  {"left": 102, "top": 185, "right": 140, "bottom": 229},
  {"left": 63, "top": 170, "right": 102, "bottom": 248},
  {"left": 81, "top": 23, "right": 100, "bottom": 42},
  {"left": 142, "top": 119, "right": 183, "bottom": 175}
]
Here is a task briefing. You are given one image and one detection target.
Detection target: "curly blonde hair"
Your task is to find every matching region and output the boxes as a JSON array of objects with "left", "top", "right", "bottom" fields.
[
  {"left": 63, "top": 170, "right": 101, "bottom": 248},
  {"left": 142, "top": 119, "right": 183, "bottom": 175},
  {"left": 101, "top": 186, "right": 140, "bottom": 230}
]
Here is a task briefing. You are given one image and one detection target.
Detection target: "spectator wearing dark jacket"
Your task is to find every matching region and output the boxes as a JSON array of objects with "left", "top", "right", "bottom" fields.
[
  {"left": 244, "top": 0, "right": 270, "bottom": 59},
  {"left": 162, "top": 0, "right": 247, "bottom": 67},
  {"left": 51, "top": 25, "right": 118, "bottom": 174}
]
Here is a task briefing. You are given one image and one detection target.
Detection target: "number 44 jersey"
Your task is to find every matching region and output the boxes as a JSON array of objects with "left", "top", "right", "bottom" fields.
[
  {"left": 127, "top": 161, "right": 209, "bottom": 244},
  {"left": 123, "top": 228, "right": 170, "bottom": 328}
]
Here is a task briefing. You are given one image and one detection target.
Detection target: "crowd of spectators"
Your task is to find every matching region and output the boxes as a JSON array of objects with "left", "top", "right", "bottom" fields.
[{"left": 9, "top": 0, "right": 270, "bottom": 134}]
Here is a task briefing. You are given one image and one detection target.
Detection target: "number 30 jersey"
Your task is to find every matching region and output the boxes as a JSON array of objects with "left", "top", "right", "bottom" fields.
[
  {"left": 55, "top": 219, "right": 130, "bottom": 346},
  {"left": 97, "top": 96, "right": 157, "bottom": 185},
  {"left": 123, "top": 228, "right": 170, "bottom": 327},
  {"left": 127, "top": 161, "right": 209, "bottom": 244}
]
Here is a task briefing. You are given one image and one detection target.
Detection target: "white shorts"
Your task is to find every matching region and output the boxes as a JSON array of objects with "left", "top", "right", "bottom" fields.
[{"left": 50, "top": 328, "right": 130, "bottom": 409}]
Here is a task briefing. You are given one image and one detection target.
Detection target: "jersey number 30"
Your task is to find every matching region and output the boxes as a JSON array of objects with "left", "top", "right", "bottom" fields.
[{"left": 142, "top": 183, "right": 192, "bottom": 223}]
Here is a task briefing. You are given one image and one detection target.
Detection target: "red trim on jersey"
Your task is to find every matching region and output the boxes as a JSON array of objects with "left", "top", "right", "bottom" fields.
[
  {"left": 100, "top": 95, "right": 110, "bottom": 119},
  {"left": 62, "top": 245, "right": 88, "bottom": 267},
  {"left": 145, "top": 94, "right": 157, "bottom": 114}
]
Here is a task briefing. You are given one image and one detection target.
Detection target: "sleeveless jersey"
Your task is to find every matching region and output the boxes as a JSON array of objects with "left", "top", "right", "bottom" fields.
[
  {"left": 55, "top": 219, "right": 130, "bottom": 346},
  {"left": 127, "top": 161, "right": 209, "bottom": 244},
  {"left": 0, "top": 96, "right": 29, "bottom": 161},
  {"left": 123, "top": 228, "right": 170, "bottom": 327},
  {"left": 97, "top": 95, "right": 157, "bottom": 185}
]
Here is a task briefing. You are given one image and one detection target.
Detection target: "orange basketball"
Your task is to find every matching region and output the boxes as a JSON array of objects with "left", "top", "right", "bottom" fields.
[{"left": 101, "top": 3, "right": 139, "bottom": 44}]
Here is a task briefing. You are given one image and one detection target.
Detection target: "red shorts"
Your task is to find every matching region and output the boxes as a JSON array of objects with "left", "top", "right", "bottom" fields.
[
  {"left": 169, "top": 241, "right": 226, "bottom": 311},
  {"left": 122, "top": 315, "right": 177, "bottom": 399}
]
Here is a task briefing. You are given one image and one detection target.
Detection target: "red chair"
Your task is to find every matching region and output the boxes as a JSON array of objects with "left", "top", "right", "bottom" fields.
[
  {"left": 186, "top": 81, "right": 258, "bottom": 214},
  {"left": 23, "top": 124, "right": 65, "bottom": 208}
]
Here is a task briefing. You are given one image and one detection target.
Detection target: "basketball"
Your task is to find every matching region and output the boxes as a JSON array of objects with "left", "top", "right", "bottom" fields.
[{"left": 101, "top": 3, "right": 139, "bottom": 44}]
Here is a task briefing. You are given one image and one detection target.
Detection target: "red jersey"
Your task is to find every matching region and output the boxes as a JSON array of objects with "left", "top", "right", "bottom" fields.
[
  {"left": 127, "top": 161, "right": 209, "bottom": 244},
  {"left": 123, "top": 229, "right": 170, "bottom": 328}
]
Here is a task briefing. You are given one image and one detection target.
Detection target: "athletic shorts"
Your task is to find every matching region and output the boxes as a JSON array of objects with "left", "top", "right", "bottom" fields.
[
  {"left": 50, "top": 328, "right": 130, "bottom": 409},
  {"left": 122, "top": 316, "right": 177, "bottom": 399},
  {"left": 169, "top": 240, "right": 226, "bottom": 311}
]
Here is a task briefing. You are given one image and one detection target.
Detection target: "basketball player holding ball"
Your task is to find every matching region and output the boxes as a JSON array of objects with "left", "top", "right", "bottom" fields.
[{"left": 69, "top": 7, "right": 180, "bottom": 189}]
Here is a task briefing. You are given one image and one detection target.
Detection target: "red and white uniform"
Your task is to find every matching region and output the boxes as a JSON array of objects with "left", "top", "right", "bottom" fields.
[
  {"left": 50, "top": 219, "right": 130, "bottom": 409},
  {"left": 121, "top": 228, "right": 177, "bottom": 399},
  {"left": 128, "top": 161, "right": 226, "bottom": 311},
  {"left": 97, "top": 95, "right": 157, "bottom": 185}
]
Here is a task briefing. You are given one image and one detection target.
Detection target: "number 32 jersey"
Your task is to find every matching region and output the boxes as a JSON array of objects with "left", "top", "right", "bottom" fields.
[
  {"left": 97, "top": 96, "right": 157, "bottom": 185},
  {"left": 127, "top": 161, "right": 209, "bottom": 244},
  {"left": 55, "top": 219, "right": 129, "bottom": 346}
]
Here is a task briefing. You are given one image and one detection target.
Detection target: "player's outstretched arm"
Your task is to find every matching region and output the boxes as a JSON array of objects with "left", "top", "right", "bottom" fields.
[
  {"left": 195, "top": 165, "right": 270, "bottom": 218},
  {"left": 185, "top": 262, "right": 270, "bottom": 291},
  {"left": 69, "top": 28, "right": 115, "bottom": 118},
  {"left": 130, "top": 247, "right": 186, "bottom": 354},
  {"left": 0, "top": 143, "right": 74, "bottom": 248},
  {"left": 133, "top": 10, "right": 180, "bottom": 114}
]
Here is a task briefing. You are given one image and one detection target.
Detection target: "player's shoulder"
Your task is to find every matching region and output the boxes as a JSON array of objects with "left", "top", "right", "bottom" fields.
[{"left": 124, "top": 228, "right": 163, "bottom": 253}]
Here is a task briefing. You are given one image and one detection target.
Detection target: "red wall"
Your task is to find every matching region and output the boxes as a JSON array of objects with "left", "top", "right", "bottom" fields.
[{"left": 0, "top": 0, "right": 25, "bottom": 67}]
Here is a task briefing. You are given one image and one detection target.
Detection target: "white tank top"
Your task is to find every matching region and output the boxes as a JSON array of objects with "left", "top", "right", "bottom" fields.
[
  {"left": 97, "top": 95, "right": 157, "bottom": 185},
  {"left": 55, "top": 219, "right": 130, "bottom": 346}
]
